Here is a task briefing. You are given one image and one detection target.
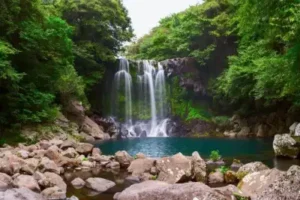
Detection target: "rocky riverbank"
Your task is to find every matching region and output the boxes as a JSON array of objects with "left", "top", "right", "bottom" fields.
[{"left": 0, "top": 136, "right": 299, "bottom": 200}]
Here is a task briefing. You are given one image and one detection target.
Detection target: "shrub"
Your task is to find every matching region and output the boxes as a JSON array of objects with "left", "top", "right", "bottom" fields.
[
  {"left": 209, "top": 150, "right": 221, "bottom": 161},
  {"left": 218, "top": 166, "right": 229, "bottom": 174}
]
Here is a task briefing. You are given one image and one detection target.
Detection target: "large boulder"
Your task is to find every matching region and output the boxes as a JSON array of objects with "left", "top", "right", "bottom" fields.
[
  {"left": 115, "top": 151, "right": 133, "bottom": 168},
  {"left": 273, "top": 134, "right": 300, "bottom": 158},
  {"left": 41, "top": 186, "right": 66, "bottom": 200},
  {"left": 0, "top": 188, "right": 46, "bottom": 200},
  {"left": 0, "top": 173, "right": 12, "bottom": 191},
  {"left": 0, "top": 154, "right": 26, "bottom": 175},
  {"left": 156, "top": 153, "right": 192, "bottom": 184},
  {"left": 39, "top": 157, "right": 61, "bottom": 174},
  {"left": 75, "top": 143, "right": 93, "bottom": 155},
  {"left": 43, "top": 172, "right": 67, "bottom": 192},
  {"left": 255, "top": 165, "right": 300, "bottom": 200},
  {"left": 238, "top": 168, "right": 284, "bottom": 198},
  {"left": 128, "top": 158, "right": 155, "bottom": 176},
  {"left": 85, "top": 178, "right": 116, "bottom": 193},
  {"left": 13, "top": 175, "right": 40, "bottom": 192},
  {"left": 81, "top": 117, "right": 108, "bottom": 140},
  {"left": 115, "top": 181, "right": 231, "bottom": 200},
  {"left": 237, "top": 162, "right": 269, "bottom": 176},
  {"left": 191, "top": 152, "right": 206, "bottom": 182}
]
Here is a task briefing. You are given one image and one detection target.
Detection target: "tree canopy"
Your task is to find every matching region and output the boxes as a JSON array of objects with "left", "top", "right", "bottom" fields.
[{"left": 0, "top": 0, "right": 133, "bottom": 128}]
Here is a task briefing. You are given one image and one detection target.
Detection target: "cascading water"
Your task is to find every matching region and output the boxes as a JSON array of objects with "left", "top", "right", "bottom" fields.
[
  {"left": 113, "top": 58, "right": 133, "bottom": 125},
  {"left": 112, "top": 58, "right": 169, "bottom": 137}
]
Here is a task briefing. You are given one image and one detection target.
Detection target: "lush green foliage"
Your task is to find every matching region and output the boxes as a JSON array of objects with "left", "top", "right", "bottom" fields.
[
  {"left": 213, "top": 0, "right": 300, "bottom": 113},
  {"left": 209, "top": 150, "right": 221, "bottom": 161},
  {"left": 126, "top": 0, "right": 234, "bottom": 63},
  {"left": 127, "top": 0, "right": 300, "bottom": 116},
  {"left": 0, "top": 0, "right": 132, "bottom": 129}
]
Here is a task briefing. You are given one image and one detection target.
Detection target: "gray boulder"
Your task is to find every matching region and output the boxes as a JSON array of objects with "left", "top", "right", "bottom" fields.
[
  {"left": 115, "top": 181, "right": 231, "bottom": 200},
  {"left": 237, "top": 162, "right": 269, "bottom": 175},
  {"left": 0, "top": 173, "right": 12, "bottom": 191},
  {"left": 76, "top": 143, "right": 93, "bottom": 155},
  {"left": 156, "top": 153, "right": 192, "bottom": 184},
  {"left": 71, "top": 177, "right": 85, "bottom": 189},
  {"left": 208, "top": 171, "right": 224, "bottom": 185},
  {"left": 43, "top": 172, "right": 67, "bottom": 192},
  {"left": 191, "top": 151, "right": 206, "bottom": 182},
  {"left": 41, "top": 186, "right": 66, "bottom": 200},
  {"left": 255, "top": 165, "right": 300, "bottom": 200},
  {"left": 128, "top": 158, "right": 155, "bottom": 176},
  {"left": 13, "top": 175, "right": 40, "bottom": 192},
  {"left": 0, "top": 187, "right": 46, "bottom": 200},
  {"left": 273, "top": 134, "right": 299, "bottom": 158},
  {"left": 115, "top": 151, "right": 133, "bottom": 168},
  {"left": 85, "top": 178, "right": 116, "bottom": 193}
]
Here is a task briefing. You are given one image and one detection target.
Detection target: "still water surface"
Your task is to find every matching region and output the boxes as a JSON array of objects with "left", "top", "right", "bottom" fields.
[{"left": 67, "top": 138, "right": 300, "bottom": 200}]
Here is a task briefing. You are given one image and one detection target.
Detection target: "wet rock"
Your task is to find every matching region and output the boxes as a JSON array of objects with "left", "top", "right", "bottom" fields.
[
  {"left": 0, "top": 173, "right": 12, "bottom": 190},
  {"left": 13, "top": 175, "right": 40, "bottom": 192},
  {"left": 115, "top": 181, "right": 231, "bottom": 200},
  {"left": 208, "top": 171, "right": 224, "bottom": 185},
  {"left": 213, "top": 184, "right": 245, "bottom": 198},
  {"left": 76, "top": 143, "right": 93, "bottom": 155},
  {"left": 71, "top": 178, "right": 85, "bottom": 189},
  {"left": 237, "top": 162, "right": 269, "bottom": 175},
  {"left": 115, "top": 151, "right": 133, "bottom": 168},
  {"left": 128, "top": 158, "right": 155, "bottom": 176},
  {"left": 124, "top": 176, "right": 141, "bottom": 185},
  {"left": 41, "top": 186, "right": 66, "bottom": 200},
  {"left": 85, "top": 178, "right": 116, "bottom": 193},
  {"left": 0, "top": 188, "right": 46, "bottom": 200},
  {"left": 273, "top": 134, "right": 300, "bottom": 158},
  {"left": 156, "top": 153, "right": 192, "bottom": 184}
]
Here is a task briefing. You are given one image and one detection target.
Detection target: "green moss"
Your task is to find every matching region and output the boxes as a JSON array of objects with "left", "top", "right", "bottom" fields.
[{"left": 236, "top": 171, "right": 249, "bottom": 181}]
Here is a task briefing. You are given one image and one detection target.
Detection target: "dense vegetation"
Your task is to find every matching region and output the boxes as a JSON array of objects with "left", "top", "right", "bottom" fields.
[
  {"left": 126, "top": 0, "right": 300, "bottom": 118},
  {"left": 0, "top": 0, "right": 132, "bottom": 129}
]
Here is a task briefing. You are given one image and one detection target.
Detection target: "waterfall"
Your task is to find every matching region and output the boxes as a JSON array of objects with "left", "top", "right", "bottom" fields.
[
  {"left": 113, "top": 58, "right": 133, "bottom": 125},
  {"left": 112, "top": 58, "right": 169, "bottom": 137},
  {"left": 155, "top": 63, "right": 167, "bottom": 120}
]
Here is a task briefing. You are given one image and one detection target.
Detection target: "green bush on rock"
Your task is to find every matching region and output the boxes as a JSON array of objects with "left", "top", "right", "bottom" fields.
[{"left": 209, "top": 150, "right": 221, "bottom": 161}]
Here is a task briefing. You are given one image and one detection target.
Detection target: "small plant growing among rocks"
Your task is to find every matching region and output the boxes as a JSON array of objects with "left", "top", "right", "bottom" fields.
[
  {"left": 209, "top": 150, "right": 221, "bottom": 161},
  {"left": 218, "top": 166, "right": 229, "bottom": 174}
]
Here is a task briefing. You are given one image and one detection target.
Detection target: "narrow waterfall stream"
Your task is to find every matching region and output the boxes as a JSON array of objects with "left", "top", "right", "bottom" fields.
[{"left": 112, "top": 58, "right": 169, "bottom": 137}]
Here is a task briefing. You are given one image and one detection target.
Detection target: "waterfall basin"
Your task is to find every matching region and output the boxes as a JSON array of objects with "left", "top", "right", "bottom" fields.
[{"left": 67, "top": 137, "right": 300, "bottom": 200}]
